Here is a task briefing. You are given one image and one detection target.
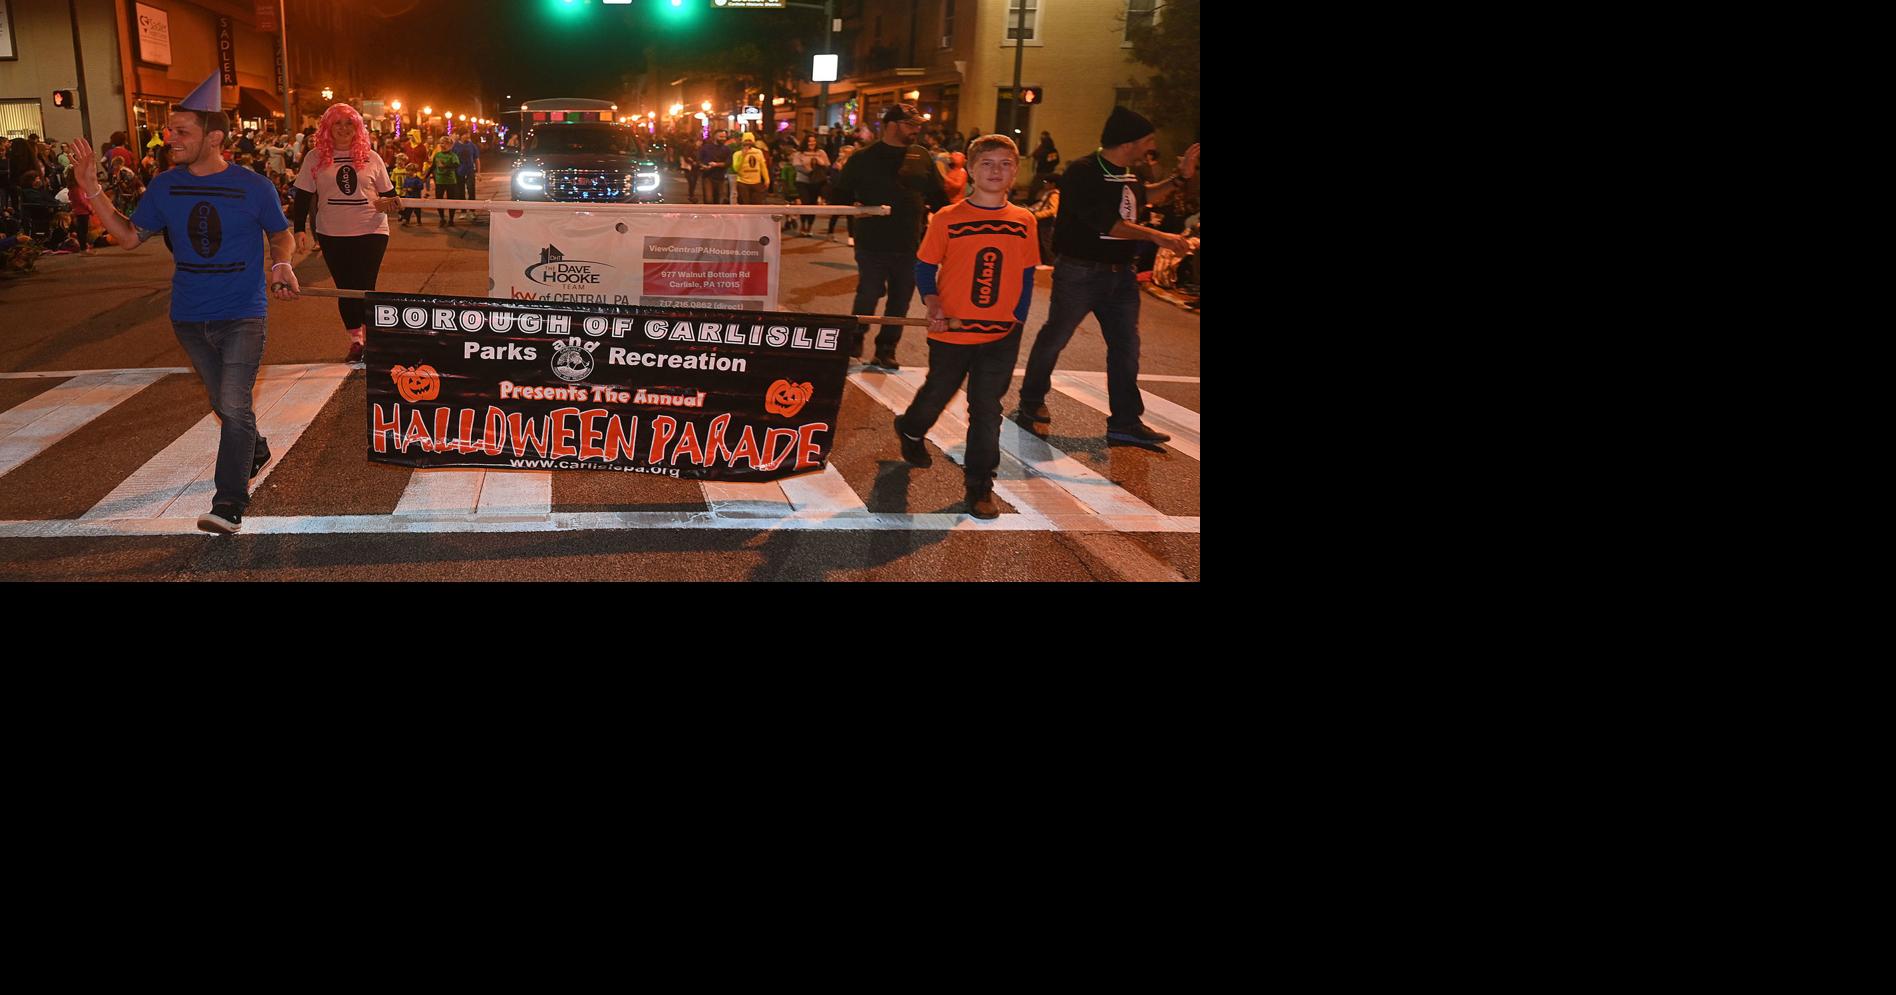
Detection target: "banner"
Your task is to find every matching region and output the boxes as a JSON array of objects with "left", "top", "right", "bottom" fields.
[
  {"left": 364, "top": 293, "right": 861, "bottom": 480},
  {"left": 134, "top": 3, "right": 170, "bottom": 67},
  {"left": 255, "top": 1, "right": 277, "bottom": 33},
  {"left": 273, "top": 39, "right": 285, "bottom": 95},
  {"left": 490, "top": 210, "right": 780, "bottom": 311},
  {"left": 216, "top": 17, "right": 236, "bottom": 86}
]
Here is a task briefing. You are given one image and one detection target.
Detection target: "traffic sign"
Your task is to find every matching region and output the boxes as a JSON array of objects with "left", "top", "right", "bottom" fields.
[
  {"left": 714, "top": 0, "right": 786, "bottom": 7},
  {"left": 52, "top": 89, "right": 76, "bottom": 109}
]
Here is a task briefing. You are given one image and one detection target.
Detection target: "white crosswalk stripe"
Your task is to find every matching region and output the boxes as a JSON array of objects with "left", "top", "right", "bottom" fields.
[
  {"left": 1050, "top": 371, "right": 1201, "bottom": 461},
  {"left": 80, "top": 364, "right": 348, "bottom": 520},
  {"left": 0, "top": 363, "right": 1198, "bottom": 537},
  {"left": 0, "top": 370, "right": 169, "bottom": 479}
]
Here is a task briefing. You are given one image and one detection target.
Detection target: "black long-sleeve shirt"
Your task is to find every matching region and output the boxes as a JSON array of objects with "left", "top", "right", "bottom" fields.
[{"left": 827, "top": 140, "right": 947, "bottom": 254}]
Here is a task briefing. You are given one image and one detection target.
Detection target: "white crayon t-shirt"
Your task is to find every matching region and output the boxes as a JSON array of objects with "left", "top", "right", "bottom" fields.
[{"left": 294, "top": 148, "right": 393, "bottom": 237}]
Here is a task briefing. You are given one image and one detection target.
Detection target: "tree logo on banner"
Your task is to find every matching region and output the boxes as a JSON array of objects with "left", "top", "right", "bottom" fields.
[
  {"left": 765, "top": 379, "right": 815, "bottom": 417},
  {"left": 390, "top": 364, "right": 442, "bottom": 403},
  {"left": 550, "top": 338, "right": 597, "bottom": 383}
]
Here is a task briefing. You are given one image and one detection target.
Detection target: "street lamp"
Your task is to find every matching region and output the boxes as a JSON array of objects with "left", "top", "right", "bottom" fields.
[
  {"left": 321, "top": 86, "right": 334, "bottom": 101},
  {"left": 391, "top": 100, "right": 401, "bottom": 111},
  {"left": 701, "top": 101, "right": 712, "bottom": 112}
]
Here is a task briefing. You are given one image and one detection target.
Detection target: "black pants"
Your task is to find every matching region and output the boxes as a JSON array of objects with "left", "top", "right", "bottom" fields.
[
  {"left": 700, "top": 170, "right": 727, "bottom": 205},
  {"left": 315, "top": 232, "right": 389, "bottom": 329},
  {"left": 897, "top": 326, "right": 1023, "bottom": 490},
  {"left": 852, "top": 249, "right": 918, "bottom": 356},
  {"left": 434, "top": 179, "right": 462, "bottom": 221},
  {"left": 684, "top": 168, "right": 700, "bottom": 202},
  {"left": 797, "top": 181, "right": 822, "bottom": 230},
  {"left": 72, "top": 213, "right": 89, "bottom": 248}
]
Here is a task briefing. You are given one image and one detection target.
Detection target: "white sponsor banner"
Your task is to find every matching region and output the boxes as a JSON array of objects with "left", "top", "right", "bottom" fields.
[
  {"left": 490, "top": 210, "right": 780, "bottom": 310},
  {"left": 135, "top": 3, "right": 171, "bottom": 67}
]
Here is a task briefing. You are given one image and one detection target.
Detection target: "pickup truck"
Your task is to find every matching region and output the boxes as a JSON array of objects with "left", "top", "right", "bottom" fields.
[{"left": 509, "top": 121, "right": 663, "bottom": 203}]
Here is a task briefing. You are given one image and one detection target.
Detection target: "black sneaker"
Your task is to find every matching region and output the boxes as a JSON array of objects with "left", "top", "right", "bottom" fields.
[
  {"left": 966, "top": 487, "right": 1001, "bottom": 520},
  {"left": 1015, "top": 400, "right": 1051, "bottom": 424},
  {"left": 197, "top": 504, "right": 244, "bottom": 534},
  {"left": 895, "top": 417, "right": 931, "bottom": 467},
  {"left": 868, "top": 352, "right": 901, "bottom": 371},
  {"left": 251, "top": 437, "right": 271, "bottom": 479},
  {"left": 1107, "top": 422, "right": 1172, "bottom": 445}
]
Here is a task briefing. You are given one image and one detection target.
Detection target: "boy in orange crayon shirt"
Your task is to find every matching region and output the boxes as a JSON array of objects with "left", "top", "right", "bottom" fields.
[{"left": 891, "top": 135, "right": 1040, "bottom": 519}]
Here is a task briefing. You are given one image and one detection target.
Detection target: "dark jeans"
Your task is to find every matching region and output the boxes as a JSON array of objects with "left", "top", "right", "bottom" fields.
[
  {"left": 172, "top": 318, "right": 268, "bottom": 512},
  {"left": 434, "top": 179, "right": 462, "bottom": 221},
  {"left": 1019, "top": 261, "right": 1145, "bottom": 429},
  {"left": 797, "top": 181, "right": 822, "bottom": 229},
  {"left": 700, "top": 170, "right": 727, "bottom": 205},
  {"left": 852, "top": 249, "right": 918, "bottom": 356},
  {"left": 898, "top": 326, "right": 1023, "bottom": 490},
  {"left": 315, "top": 232, "right": 389, "bottom": 329}
]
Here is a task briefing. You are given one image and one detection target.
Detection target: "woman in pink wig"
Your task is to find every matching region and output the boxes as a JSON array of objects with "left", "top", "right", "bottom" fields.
[{"left": 290, "top": 103, "right": 402, "bottom": 362}]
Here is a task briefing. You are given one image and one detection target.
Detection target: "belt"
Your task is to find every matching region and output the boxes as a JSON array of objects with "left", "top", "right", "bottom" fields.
[{"left": 1058, "top": 257, "right": 1134, "bottom": 272}]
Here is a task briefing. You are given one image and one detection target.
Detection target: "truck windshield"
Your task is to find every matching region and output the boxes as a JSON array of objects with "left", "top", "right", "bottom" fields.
[{"left": 527, "top": 129, "right": 634, "bottom": 155}]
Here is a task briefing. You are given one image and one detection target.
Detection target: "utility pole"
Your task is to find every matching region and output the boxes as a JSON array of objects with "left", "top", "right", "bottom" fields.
[
  {"left": 67, "top": 0, "right": 95, "bottom": 145},
  {"left": 1009, "top": 0, "right": 1026, "bottom": 138},
  {"left": 277, "top": 0, "right": 291, "bottom": 134},
  {"left": 821, "top": 0, "right": 833, "bottom": 133},
  {"left": 786, "top": 1, "right": 836, "bottom": 133}
]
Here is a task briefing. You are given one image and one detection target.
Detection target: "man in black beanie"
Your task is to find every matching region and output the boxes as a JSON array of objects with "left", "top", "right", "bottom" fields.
[{"left": 1014, "top": 106, "right": 1198, "bottom": 446}]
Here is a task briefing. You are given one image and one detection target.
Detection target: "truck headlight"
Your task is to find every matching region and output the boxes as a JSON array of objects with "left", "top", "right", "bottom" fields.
[
  {"left": 515, "top": 170, "right": 544, "bottom": 192},
  {"left": 635, "top": 171, "right": 660, "bottom": 193}
]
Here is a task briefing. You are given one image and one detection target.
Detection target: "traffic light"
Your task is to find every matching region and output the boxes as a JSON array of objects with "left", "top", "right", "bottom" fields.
[
  {"left": 52, "top": 89, "right": 76, "bottom": 109},
  {"left": 1019, "top": 86, "right": 1043, "bottom": 105}
]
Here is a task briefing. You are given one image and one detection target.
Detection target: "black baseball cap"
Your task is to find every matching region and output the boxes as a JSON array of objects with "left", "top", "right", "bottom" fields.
[{"left": 881, "top": 103, "right": 925, "bottom": 125}]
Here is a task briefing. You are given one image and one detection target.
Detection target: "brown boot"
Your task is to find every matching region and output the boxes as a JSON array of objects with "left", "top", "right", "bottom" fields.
[{"left": 966, "top": 485, "right": 1001, "bottom": 520}]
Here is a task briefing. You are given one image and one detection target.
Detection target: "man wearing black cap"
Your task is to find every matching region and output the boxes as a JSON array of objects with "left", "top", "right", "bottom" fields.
[
  {"left": 827, "top": 103, "right": 949, "bottom": 369},
  {"left": 1015, "top": 106, "right": 1199, "bottom": 446}
]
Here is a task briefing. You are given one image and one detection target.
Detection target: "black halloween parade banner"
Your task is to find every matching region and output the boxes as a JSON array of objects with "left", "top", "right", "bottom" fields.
[{"left": 364, "top": 293, "right": 862, "bottom": 481}]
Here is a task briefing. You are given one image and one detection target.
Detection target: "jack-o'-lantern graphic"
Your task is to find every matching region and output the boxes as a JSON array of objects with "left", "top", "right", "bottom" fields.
[
  {"left": 390, "top": 364, "right": 441, "bottom": 404},
  {"left": 765, "top": 379, "right": 815, "bottom": 417}
]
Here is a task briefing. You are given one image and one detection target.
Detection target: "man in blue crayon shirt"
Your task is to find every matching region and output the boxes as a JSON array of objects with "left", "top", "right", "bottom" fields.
[{"left": 73, "top": 90, "right": 299, "bottom": 535}]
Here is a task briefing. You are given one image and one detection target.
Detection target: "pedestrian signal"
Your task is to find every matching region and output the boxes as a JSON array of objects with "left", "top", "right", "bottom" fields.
[
  {"left": 52, "top": 90, "right": 76, "bottom": 109},
  {"left": 1020, "top": 87, "right": 1042, "bottom": 105}
]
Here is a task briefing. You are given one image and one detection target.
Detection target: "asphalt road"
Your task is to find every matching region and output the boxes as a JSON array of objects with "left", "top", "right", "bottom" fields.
[{"left": 0, "top": 168, "right": 1200, "bottom": 581}]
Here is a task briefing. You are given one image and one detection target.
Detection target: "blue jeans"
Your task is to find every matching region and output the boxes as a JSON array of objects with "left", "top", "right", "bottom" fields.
[
  {"left": 172, "top": 318, "right": 268, "bottom": 511},
  {"left": 1019, "top": 262, "right": 1144, "bottom": 429},
  {"left": 897, "top": 326, "right": 1024, "bottom": 489}
]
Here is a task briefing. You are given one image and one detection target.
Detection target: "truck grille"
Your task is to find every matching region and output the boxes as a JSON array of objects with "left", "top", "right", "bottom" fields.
[{"left": 546, "top": 169, "right": 632, "bottom": 201}]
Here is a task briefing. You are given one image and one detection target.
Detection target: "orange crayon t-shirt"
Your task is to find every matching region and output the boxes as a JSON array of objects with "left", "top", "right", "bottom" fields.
[{"left": 916, "top": 199, "right": 1041, "bottom": 345}]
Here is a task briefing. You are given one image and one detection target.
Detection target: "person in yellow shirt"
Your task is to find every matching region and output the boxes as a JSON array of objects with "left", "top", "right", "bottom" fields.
[{"left": 733, "top": 134, "right": 768, "bottom": 204}]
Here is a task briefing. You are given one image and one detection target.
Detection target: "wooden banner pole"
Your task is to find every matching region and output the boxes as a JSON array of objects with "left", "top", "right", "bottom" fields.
[{"left": 295, "top": 288, "right": 938, "bottom": 327}]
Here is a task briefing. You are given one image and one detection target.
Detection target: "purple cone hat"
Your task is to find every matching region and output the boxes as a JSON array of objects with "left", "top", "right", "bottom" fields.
[{"left": 178, "top": 71, "right": 223, "bottom": 112}]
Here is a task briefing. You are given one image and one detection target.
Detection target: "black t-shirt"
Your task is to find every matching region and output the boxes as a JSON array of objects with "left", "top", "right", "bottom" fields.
[
  {"left": 1052, "top": 152, "right": 1145, "bottom": 264},
  {"left": 829, "top": 140, "right": 947, "bottom": 254}
]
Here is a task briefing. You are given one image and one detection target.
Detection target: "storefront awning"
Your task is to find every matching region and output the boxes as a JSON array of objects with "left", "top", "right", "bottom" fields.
[{"left": 238, "top": 87, "right": 284, "bottom": 118}]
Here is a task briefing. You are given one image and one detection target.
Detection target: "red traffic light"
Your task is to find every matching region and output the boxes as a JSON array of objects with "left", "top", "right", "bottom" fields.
[{"left": 52, "top": 89, "right": 76, "bottom": 109}]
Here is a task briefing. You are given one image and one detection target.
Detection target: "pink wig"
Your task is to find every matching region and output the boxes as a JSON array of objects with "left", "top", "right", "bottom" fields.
[{"left": 310, "top": 103, "right": 373, "bottom": 171}]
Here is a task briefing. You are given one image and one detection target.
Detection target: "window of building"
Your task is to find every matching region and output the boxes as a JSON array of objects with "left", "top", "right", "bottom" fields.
[
  {"left": 940, "top": 0, "right": 955, "bottom": 48},
  {"left": 1124, "top": 0, "right": 1157, "bottom": 45},
  {"left": 1004, "top": 0, "right": 1038, "bottom": 44},
  {"left": 2, "top": 99, "right": 45, "bottom": 140}
]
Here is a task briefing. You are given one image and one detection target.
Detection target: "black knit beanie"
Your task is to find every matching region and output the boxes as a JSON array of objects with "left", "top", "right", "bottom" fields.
[{"left": 1100, "top": 106, "right": 1156, "bottom": 147}]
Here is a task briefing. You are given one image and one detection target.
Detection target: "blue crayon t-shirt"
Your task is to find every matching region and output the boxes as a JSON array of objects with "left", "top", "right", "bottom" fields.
[{"left": 131, "top": 162, "right": 290, "bottom": 321}]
